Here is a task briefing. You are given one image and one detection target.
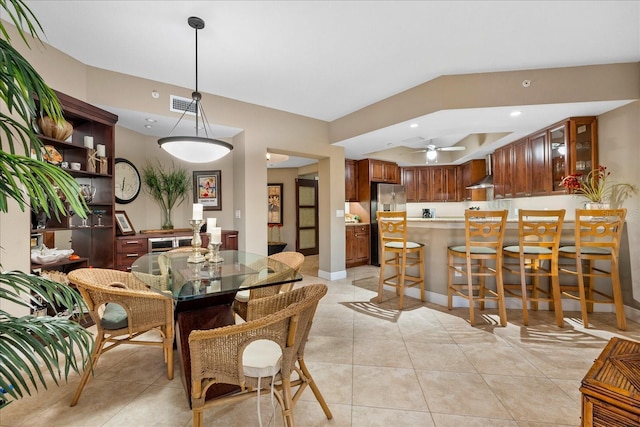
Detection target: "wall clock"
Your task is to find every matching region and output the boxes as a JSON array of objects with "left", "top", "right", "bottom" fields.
[{"left": 114, "top": 158, "right": 141, "bottom": 204}]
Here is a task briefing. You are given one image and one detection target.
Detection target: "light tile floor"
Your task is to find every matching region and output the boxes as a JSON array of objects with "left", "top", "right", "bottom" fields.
[{"left": 3, "top": 263, "right": 640, "bottom": 426}]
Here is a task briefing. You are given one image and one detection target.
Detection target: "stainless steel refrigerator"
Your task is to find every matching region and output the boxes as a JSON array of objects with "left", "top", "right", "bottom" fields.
[{"left": 370, "top": 183, "right": 406, "bottom": 265}]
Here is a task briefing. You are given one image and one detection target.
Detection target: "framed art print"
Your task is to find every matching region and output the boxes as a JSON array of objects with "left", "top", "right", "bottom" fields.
[
  {"left": 115, "top": 210, "right": 135, "bottom": 235},
  {"left": 193, "top": 170, "right": 222, "bottom": 211},
  {"left": 267, "top": 183, "right": 283, "bottom": 225}
]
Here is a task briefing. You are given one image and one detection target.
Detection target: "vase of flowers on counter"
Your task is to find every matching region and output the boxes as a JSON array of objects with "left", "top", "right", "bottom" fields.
[{"left": 560, "top": 165, "right": 637, "bottom": 208}]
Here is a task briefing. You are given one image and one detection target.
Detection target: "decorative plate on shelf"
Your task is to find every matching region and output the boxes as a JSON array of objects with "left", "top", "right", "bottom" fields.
[{"left": 43, "top": 145, "right": 63, "bottom": 165}]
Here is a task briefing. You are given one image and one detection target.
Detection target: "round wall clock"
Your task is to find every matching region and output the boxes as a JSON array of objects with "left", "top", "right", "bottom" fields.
[{"left": 114, "top": 158, "right": 141, "bottom": 204}]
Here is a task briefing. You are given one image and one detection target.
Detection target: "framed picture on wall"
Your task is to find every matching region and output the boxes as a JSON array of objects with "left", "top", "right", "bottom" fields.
[
  {"left": 268, "top": 183, "right": 283, "bottom": 225},
  {"left": 193, "top": 170, "right": 222, "bottom": 211},
  {"left": 115, "top": 210, "right": 135, "bottom": 235}
]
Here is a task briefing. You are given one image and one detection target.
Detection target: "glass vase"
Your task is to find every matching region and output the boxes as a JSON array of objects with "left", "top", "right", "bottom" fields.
[{"left": 162, "top": 207, "right": 174, "bottom": 229}]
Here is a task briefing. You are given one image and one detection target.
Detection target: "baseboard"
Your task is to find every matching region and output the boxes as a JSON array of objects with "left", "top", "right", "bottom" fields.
[
  {"left": 318, "top": 269, "right": 347, "bottom": 281},
  {"left": 393, "top": 285, "right": 640, "bottom": 322}
]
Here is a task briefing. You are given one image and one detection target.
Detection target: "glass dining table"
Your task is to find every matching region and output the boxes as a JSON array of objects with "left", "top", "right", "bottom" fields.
[{"left": 131, "top": 249, "right": 302, "bottom": 404}]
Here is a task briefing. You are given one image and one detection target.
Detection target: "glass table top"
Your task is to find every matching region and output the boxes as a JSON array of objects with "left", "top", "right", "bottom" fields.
[{"left": 131, "top": 250, "right": 302, "bottom": 301}]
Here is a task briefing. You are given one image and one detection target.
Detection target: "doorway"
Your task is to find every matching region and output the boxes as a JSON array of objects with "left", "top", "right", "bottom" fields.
[{"left": 295, "top": 178, "right": 318, "bottom": 256}]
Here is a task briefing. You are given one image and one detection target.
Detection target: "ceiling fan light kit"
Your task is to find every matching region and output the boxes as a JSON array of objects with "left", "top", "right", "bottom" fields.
[{"left": 158, "top": 16, "right": 233, "bottom": 163}]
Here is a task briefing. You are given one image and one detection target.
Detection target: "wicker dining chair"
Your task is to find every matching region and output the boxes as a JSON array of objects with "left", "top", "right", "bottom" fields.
[
  {"left": 189, "top": 283, "right": 332, "bottom": 427},
  {"left": 233, "top": 251, "right": 305, "bottom": 320},
  {"left": 67, "top": 268, "right": 175, "bottom": 406}
]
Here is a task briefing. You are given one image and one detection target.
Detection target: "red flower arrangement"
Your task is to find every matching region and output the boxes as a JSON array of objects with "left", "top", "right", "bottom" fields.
[{"left": 560, "top": 165, "right": 637, "bottom": 205}]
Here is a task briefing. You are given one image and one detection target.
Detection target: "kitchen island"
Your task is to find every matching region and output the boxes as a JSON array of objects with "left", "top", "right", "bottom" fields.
[{"left": 400, "top": 216, "right": 617, "bottom": 311}]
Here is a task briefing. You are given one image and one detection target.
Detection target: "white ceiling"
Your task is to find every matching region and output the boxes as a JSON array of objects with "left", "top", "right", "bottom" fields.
[{"left": 17, "top": 1, "right": 640, "bottom": 167}]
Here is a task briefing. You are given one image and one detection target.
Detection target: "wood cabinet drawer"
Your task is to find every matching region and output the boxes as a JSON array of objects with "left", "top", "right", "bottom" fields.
[
  {"left": 116, "top": 251, "right": 144, "bottom": 268},
  {"left": 116, "top": 238, "right": 148, "bottom": 253}
]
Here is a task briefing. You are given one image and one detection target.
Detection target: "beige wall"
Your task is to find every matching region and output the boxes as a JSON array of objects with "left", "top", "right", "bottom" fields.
[{"left": 2, "top": 20, "right": 640, "bottom": 300}]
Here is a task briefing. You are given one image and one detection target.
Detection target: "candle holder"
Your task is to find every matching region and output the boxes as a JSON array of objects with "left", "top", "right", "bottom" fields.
[
  {"left": 187, "top": 219, "right": 205, "bottom": 263},
  {"left": 206, "top": 241, "right": 224, "bottom": 263}
]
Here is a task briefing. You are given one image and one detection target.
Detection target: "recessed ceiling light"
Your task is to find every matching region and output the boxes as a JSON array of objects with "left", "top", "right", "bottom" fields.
[
  {"left": 510, "top": 111, "right": 522, "bottom": 117},
  {"left": 144, "top": 124, "right": 152, "bottom": 129},
  {"left": 145, "top": 118, "right": 157, "bottom": 123},
  {"left": 410, "top": 123, "right": 419, "bottom": 128}
]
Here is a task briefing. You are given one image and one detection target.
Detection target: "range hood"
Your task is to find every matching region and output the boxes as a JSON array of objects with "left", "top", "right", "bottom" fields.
[{"left": 466, "top": 154, "right": 494, "bottom": 189}]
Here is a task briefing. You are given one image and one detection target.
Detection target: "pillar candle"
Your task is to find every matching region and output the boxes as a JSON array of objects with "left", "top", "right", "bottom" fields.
[
  {"left": 211, "top": 227, "right": 222, "bottom": 244},
  {"left": 96, "top": 144, "right": 106, "bottom": 157},
  {"left": 206, "top": 217, "right": 216, "bottom": 231},
  {"left": 83, "top": 136, "right": 94, "bottom": 149},
  {"left": 192, "top": 203, "right": 203, "bottom": 220}
]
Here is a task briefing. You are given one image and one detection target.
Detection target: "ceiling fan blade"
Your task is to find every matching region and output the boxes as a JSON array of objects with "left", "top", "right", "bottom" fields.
[{"left": 437, "top": 146, "right": 466, "bottom": 151}]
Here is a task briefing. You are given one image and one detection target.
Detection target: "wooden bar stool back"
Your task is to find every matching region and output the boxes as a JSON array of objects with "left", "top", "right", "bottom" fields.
[
  {"left": 447, "top": 209, "right": 508, "bottom": 326},
  {"left": 503, "top": 209, "right": 566, "bottom": 327},
  {"left": 559, "top": 208, "right": 627, "bottom": 330},
  {"left": 377, "top": 211, "right": 425, "bottom": 309}
]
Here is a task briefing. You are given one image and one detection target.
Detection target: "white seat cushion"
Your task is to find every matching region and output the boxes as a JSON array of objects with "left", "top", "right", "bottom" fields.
[
  {"left": 235, "top": 289, "right": 250, "bottom": 302},
  {"left": 242, "top": 339, "right": 282, "bottom": 378},
  {"left": 385, "top": 241, "right": 423, "bottom": 249}
]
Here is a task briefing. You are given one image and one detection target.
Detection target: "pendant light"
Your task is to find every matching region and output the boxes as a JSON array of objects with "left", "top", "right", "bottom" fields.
[{"left": 158, "top": 16, "right": 233, "bottom": 163}]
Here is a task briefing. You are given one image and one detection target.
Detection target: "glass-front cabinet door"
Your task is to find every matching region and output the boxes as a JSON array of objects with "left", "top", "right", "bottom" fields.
[
  {"left": 569, "top": 116, "right": 598, "bottom": 178},
  {"left": 550, "top": 124, "right": 567, "bottom": 192}
]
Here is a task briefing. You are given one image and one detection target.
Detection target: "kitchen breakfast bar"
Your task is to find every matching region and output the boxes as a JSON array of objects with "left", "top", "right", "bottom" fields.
[{"left": 398, "top": 216, "right": 634, "bottom": 312}]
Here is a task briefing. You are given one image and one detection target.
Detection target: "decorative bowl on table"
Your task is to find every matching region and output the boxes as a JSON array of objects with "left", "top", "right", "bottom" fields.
[{"left": 30, "top": 248, "right": 74, "bottom": 264}]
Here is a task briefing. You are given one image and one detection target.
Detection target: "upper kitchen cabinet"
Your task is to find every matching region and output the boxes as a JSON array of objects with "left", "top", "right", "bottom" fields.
[
  {"left": 345, "top": 159, "right": 359, "bottom": 201},
  {"left": 358, "top": 158, "right": 400, "bottom": 201},
  {"left": 569, "top": 117, "right": 598, "bottom": 181},
  {"left": 430, "top": 166, "right": 459, "bottom": 202},
  {"left": 401, "top": 167, "right": 417, "bottom": 202},
  {"left": 365, "top": 159, "right": 399, "bottom": 183},
  {"left": 459, "top": 159, "right": 487, "bottom": 201},
  {"left": 547, "top": 116, "right": 597, "bottom": 193},
  {"left": 493, "top": 144, "right": 513, "bottom": 199}
]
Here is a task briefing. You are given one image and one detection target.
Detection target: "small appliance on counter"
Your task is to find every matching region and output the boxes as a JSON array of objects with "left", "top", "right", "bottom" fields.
[{"left": 422, "top": 209, "right": 435, "bottom": 218}]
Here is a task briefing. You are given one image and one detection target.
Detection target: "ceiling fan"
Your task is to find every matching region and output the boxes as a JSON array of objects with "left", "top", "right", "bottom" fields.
[{"left": 413, "top": 143, "right": 466, "bottom": 163}]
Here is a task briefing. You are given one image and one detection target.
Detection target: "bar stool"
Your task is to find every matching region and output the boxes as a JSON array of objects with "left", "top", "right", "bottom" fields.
[
  {"left": 503, "top": 209, "right": 566, "bottom": 327},
  {"left": 447, "top": 210, "right": 508, "bottom": 326},
  {"left": 377, "top": 211, "right": 425, "bottom": 309},
  {"left": 559, "top": 208, "right": 627, "bottom": 330}
]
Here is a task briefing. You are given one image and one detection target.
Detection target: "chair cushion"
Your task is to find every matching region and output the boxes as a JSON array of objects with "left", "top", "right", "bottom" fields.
[
  {"left": 503, "top": 245, "right": 552, "bottom": 255},
  {"left": 385, "top": 241, "right": 423, "bottom": 249},
  {"left": 242, "top": 339, "right": 282, "bottom": 378},
  {"left": 559, "top": 246, "right": 612, "bottom": 255},
  {"left": 449, "top": 245, "right": 496, "bottom": 254},
  {"left": 235, "top": 289, "right": 250, "bottom": 302},
  {"left": 100, "top": 303, "right": 128, "bottom": 330}
]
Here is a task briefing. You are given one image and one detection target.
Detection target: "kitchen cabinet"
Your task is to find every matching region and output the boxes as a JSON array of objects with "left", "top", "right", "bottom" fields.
[
  {"left": 115, "top": 230, "right": 239, "bottom": 271},
  {"left": 362, "top": 159, "right": 399, "bottom": 184},
  {"left": 459, "top": 159, "right": 487, "bottom": 201},
  {"left": 529, "top": 131, "right": 551, "bottom": 195},
  {"left": 491, "top": 116, "right": 597, "bottom": 198},
  {"left": 345, "top": 159, "right": 359, "bottom": 201},
  {"left": 417, "top": 168, "right": 431, "bottom": 202},
  {"left": 430, "top": 166, "right": 459, "bottom": 202},
  {"left": 30, "top": 91, "right": 118, "bottom": 272},
  {"left": 346, "top": 224, "right": 369, "bottom": 268},
  {"left": 401, "top": 167, "right": 417, "bottom": 202},
  {"left": 357, "top": 158, "right": 400, "bottom": 203},
  {"left": 493, "top": 144, "right": 513, "bottom": 199},
  {"left": 549, "top": 117, "right": 597, "bottom": 193},
  {"left": 512, "top": 138, "right": 531, "bottom": 197}
]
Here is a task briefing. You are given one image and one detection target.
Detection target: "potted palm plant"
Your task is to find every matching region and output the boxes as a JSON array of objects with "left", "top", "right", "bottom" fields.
[
  {"left": 0, "top": 0, "right": 93, "bottom": 407},
  {"left": 141, "top": 161, "right": 191, "bottom": 229}
]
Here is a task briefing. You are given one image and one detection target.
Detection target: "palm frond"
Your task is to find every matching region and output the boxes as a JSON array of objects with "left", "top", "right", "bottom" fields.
[{"left": 0, "top": 271, "right": 93, "bottom": 403}]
